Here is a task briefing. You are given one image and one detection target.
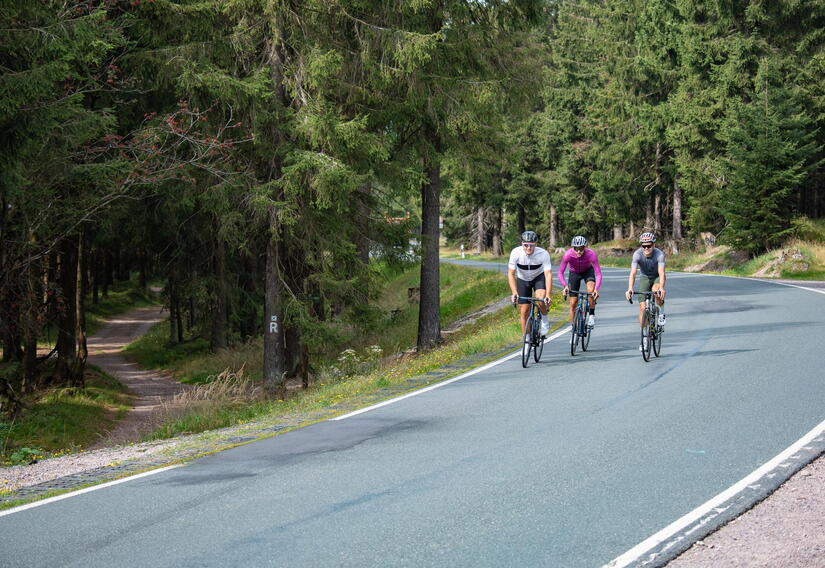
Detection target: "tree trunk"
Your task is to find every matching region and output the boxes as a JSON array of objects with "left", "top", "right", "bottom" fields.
[
  {"left": 645, "top": 197, "right": 654, "bottom": 232},
  {"left": 74, "top": 232, "right": 87, "bottom": 388},
  {"left": 264, "top": 211, "right": 286, "bottom": 395},
  {"left": 517, "top": 204, "right": 526, "bottom": 236},
  {"left": 262, "top": 10, "right": 289, "bottom": 397},
  {"left": 417, "top": 128, "right": 442, "bottom": 352},
  {"left": 672, "top": 175, "right": 683, "bottom": 241},
  {"left": 169, "top": 274, "right": 179, "bottom": 344},
  {"left": 476, "top": 206, "right": 485, "bottom": 254},
  {"left": 210, "top": 237, "right": 228, "bottom": 351},
  {"left": 549, "top": 205, "right": 558, "bottom": 248},
  {"left": 654, "top": 192, "right": 662, "bottom": 234},
  {"left": 138, "top": 248, "right": 148, "bottom": 293},
  {"left": 613, "top": 224, "right": 623, "bottom": 241},
  {"left": 91, "top": 249, "right": 100, "bottom": 305},
  {"left": 53, "top": 236, "right": 79, "bottom": 386},
  {"left": 492, "top": 206, "right": 502, "bottom": 256},
  {"left": 103, "top": 249, "right": 113, "bottom": 298}
]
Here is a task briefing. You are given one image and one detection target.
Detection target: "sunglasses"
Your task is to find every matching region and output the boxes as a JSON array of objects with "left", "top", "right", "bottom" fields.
[
  {"left": 574, "top": 247, "right": 585, "bottom": 252},
  {"left": 522, "top": 242, "right": 536, "bottom": 247},
  {"left": 641, "top": 244, "right": 653, "bottom": 249}
]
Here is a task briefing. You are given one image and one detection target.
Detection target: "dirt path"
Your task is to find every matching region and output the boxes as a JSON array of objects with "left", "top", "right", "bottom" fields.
[{"left": 87, "top": 305, "right": 192, "bottom": 449}]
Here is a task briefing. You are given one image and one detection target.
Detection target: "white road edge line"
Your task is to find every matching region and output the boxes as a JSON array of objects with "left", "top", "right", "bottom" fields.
[
  {"left": 605, "top": 276, "right": 825, "bottom": 567},
  {"left": 604, "top": 415, "right": 825, "bottom": 568},
  {"left": 331, "top": 327, "right": 570, "bottom": 421},
  {"left": 0, "top": 465, "right": 181, "bottom": 518}
]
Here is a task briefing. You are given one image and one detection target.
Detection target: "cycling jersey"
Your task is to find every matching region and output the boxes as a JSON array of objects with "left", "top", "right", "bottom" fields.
[
  {"left": 557, "top": 248, "right": 602, "bottom": 289},
  {"left": 508, "top": 246, "right": 552, "bottom": 281},
  {"left": 631, "top": 247, "right": 666, "bottom": 278}
]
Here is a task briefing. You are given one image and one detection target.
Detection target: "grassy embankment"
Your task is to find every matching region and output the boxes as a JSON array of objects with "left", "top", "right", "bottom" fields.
[
  {"left": 442, "top": 217, "right": 825, "bottom": 279},
  {"left": 122, "top": 262, "right": 565, "bottom": 440},
  {"left": 0, "top": 280, "right": 156, "bottom": 465}
]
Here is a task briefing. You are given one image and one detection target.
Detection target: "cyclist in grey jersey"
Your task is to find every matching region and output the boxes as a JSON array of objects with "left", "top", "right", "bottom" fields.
[
  {"left": 508, "top": 230, "right": 553, "bottom": 337},
  {"left": 625, "top": 232, "right": 667, "bottom": 340}
]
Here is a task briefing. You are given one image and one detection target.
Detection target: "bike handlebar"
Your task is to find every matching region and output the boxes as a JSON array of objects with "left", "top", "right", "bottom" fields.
[
  {"left": 512, "top": 296, "right": 549, "bottom": 304},
  {"left": 627, "top": 290, "right": 661, "bottom": 304}
]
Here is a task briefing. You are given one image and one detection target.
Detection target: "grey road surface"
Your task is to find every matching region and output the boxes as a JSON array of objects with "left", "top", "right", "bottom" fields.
[{"left": 2, "top": 264, "right": 825, "bottom": 568}]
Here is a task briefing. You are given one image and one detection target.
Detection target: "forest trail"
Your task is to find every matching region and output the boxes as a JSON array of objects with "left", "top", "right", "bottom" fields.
[{"left": 87, "top": 306, "right": 192, "bottom": 449}]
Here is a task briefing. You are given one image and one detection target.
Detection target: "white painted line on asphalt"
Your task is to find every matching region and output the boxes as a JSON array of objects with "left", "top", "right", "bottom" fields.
[
  {"left": 604, "top": 415, "right": 825, "bottom": 568},
  {"left": 331, "top": 327, "right": 570, "bottom": 421},
  {"left": 0, "top": 465, "right": 181, "bottom": 517}
]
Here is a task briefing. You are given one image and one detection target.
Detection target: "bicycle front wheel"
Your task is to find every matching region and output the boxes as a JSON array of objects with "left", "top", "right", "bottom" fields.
[
  {"left": 522, "top": 319, "right": 533, "bottom": 368},
  {"left": 533, "top": 329, "right": 544, "bottom": 362},
  {"left": 652, "top": 308, "right": 662, "bottom": 357},
  {"left": 641, "top": 311, "right": 652, "bottom": 362},
  {"left": 581, "top": 310, "right": 591, "bottom": 352}
]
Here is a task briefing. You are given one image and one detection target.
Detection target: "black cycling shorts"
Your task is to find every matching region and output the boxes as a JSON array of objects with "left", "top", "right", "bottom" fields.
[
  {"left": 517, "top": 273, "right": 547, "bottom": 304},
  {"left": 567, "top": 266, "right": 596, "bottom": 293}
]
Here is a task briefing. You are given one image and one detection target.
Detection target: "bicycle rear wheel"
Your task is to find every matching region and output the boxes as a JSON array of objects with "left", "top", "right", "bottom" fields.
[
  {"left": 641, "top": 311, "right": 652, "bottom": 362},
  {"left": 522, "top": 318, "right": 533, "bottom": 368}
]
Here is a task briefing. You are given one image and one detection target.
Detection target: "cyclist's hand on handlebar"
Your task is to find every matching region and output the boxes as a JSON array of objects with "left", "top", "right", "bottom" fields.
[
  {"left": 511, "top": 293, "right": 518, "bottom": 305},
  {"left": 592, "top": 290, "right": 600, "bottom": 300},
  {"left": 625, "top": 289, "right": 633, "bottom": 302}
]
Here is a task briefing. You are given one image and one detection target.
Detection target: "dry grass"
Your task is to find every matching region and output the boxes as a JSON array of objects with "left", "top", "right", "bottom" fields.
[{"left": 157, "top": 366, "right": 265, "bottom": 431}]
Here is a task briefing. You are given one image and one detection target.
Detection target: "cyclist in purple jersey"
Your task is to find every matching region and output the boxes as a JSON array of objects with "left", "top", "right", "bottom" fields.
[{"left": 557, "top": 236, "right": 601, "bottom": 328}]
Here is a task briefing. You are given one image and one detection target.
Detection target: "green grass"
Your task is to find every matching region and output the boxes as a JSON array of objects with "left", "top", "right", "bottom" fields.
[
  {"left": 0, "top": 367, "right": 131, "bottom": 464},
  {"left": 85, "top": 278, "right": 160, "bottom": 335},
  {"left": 133, "top": 262, "right": 567, "bottom": 441},
  {"left": 146, "top": 299, "right": 568, "bottom": 441}
]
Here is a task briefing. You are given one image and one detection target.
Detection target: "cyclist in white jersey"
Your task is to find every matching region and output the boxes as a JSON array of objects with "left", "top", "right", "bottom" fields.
[
  {"left": 625, "top": 232, "right": 667, "bottom": 349},
  {"left": 508, "top": 230, "right": 553, "bottom": 337}
]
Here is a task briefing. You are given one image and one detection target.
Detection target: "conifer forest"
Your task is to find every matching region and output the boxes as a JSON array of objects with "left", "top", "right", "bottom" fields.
[{"left": 2, "top": 1, "right": 824, "bottom": 401}]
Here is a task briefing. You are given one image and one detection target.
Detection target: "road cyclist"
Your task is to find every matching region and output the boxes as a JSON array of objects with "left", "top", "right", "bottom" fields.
[
  {"left": 624, "top": 232, "right": 667, "bottom": 351},
  {"left": 557, "top": 235, "right": 602, "bottom": 329},
  {"left": 508, "top": 230, "right": 553, "bottom": 339}
]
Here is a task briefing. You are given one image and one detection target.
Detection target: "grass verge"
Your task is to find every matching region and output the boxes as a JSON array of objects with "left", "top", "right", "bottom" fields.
[
  {"left": 0, "top": 366, "right": 131, "bottom": 465},
  {"left": 132, "top": 264, "right": 567, "bottom": 440}
]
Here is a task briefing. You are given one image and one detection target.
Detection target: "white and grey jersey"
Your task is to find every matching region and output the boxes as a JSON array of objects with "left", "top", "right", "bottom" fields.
[
  {"left": 631, "top": 247, "right": 666, "bottom": 278},
  {"left": 508, "top": 246, "right": 552, "bottom": 281}
]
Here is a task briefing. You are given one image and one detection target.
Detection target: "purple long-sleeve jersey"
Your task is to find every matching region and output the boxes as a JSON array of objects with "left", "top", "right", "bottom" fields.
[{"left": 557, "top": 248, "right": 603, "bottom": 289}]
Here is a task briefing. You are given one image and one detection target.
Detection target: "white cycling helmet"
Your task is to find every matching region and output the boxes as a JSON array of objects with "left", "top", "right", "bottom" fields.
[
  {"left": 639, "top": 232, "right": 656, "bottom": 243},
  {"left": 571, "top": 235, "right": 587, "bottom": 247}
]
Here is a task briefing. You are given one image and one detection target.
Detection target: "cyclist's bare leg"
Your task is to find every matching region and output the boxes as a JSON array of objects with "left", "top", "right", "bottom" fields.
[
  {"left": 586, "top": 281, "right": 597, "bottom": 311},
  {"left": 519, "top": 303, "right": 530, "bottom": 335},
  {"left": 638, "top": 300, "right": 646, "bottom": 328},
  {"left": 535, "top": 288, "right": 548, "bottom": 316},
  {"left": 567, "top": 294, "right": 577, "bottom": 322}
]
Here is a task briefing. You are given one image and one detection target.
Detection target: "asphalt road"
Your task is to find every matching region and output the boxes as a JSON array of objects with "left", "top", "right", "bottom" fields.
[{"left": 2, "top": 264, "right": 825, "bottom": 568}]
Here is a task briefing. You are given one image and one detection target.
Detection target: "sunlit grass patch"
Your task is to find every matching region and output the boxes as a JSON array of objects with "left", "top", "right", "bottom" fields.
[{"left": 0, "top": 367, "right": 131, "bottom": 463}]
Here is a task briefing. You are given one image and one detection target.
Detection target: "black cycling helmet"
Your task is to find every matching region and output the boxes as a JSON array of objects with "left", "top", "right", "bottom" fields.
[
  {"left": 521, "top": 230, "right": 538, "bottom": 243},
  {"left": 639, "top": 232, "right": 656, "bottom": 243}
]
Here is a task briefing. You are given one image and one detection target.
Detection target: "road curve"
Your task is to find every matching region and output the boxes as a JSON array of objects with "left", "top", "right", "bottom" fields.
[{"left": 2, "top": 265, "right": 825, "bottom": 568}]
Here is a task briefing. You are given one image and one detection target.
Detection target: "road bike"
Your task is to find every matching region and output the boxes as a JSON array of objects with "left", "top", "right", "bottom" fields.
[
  {"left": 514, "top": 296, "right": 548, "bottom": 368},
  {"left": 629, "top": 291, "right": 663, "bottom": 361},
  {"left": 566, "top": 290, "right": 594, "bottom": 356}
]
